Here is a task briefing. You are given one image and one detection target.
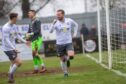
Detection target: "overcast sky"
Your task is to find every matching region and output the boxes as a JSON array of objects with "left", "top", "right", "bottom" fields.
[{"left": 11, "top": 0, "right": 97, "bottom": 18}]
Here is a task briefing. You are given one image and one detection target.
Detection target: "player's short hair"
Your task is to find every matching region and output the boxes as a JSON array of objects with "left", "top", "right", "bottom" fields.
[
  {"left": 29, "top": 10, "right": 36, "bottom": 14},
  {"left": 57, "top": 9, "right": 65, "bottom": 15},
  {"left": 9, "top": 13, "right": 18, "bottom": 20}
]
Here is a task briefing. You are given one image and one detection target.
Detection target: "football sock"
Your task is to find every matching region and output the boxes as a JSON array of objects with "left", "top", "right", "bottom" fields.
[
  {"left": 60, "top": 61, "right": 68, "bottom": 74},
  {"left": 9, "top": 65, "right": 12, "bottom": 73},
  {"left": 9, "top": 64, "right": 18, "bottom": 75},
  {"left": 36, "top": 56, "right": 45, "bottom": 67},
  {"left": 33, "top": 57, "right": 39, "bottom": 70}
]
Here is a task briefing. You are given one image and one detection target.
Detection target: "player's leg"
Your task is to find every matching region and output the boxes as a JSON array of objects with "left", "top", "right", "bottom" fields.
[
  {"left": 9, "top": 56, "right": 22, "bottom": 78},
  {"left": 5, "top": 50, "right": 22, "bottom": 83},
  {"left": 67, "top": 43, "right": 75, "bottom": 58},
  {"left": 36, "top": 37, "right": 47, "bottom": 73},
  {"left": 35, "top": 50, "right": 47, "bottom": 73},
  {"left": 66, "top": 43, "right": 75, "bottom": 68},
  {"left": 60, "top": 56, "right": 68, "bottom": 77},
  {"left": 57, "top": 44, "right": 68, "bottom": 77},
  {"left": 31, "top": 41, "right": 39, "bottom": 74}
]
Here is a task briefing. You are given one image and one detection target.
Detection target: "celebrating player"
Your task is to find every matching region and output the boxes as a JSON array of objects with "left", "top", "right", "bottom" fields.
[
  {"left": 27, "top": 10, "right": 47, "bottom": 74},
  {"left": 50, "top": 9, "right": 78, "bottom": 77},
  {"left": 2, "top": 13, "right": 28, "bottom": 83}
]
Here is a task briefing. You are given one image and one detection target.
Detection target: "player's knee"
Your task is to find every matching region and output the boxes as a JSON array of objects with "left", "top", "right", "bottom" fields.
[
  {"left": 14, "top": 57, "right": 22, "bottom": 67},
  {"left": 18, "top": 60, "right": 22, "bottom": 67},
  {"left": 68, "top": 52, "right": 75, "bottom": 57},
  {"left": 15, "top": 60, "right": 22, "bottom": 67},
  {"left": 68, "top": 52, "right": 75, "bottom": 60}
]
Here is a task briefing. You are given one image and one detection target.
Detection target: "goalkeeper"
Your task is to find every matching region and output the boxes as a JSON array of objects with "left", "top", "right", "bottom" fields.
[{"left": 27, "top": 10, "right": 47, "bottom": 74}]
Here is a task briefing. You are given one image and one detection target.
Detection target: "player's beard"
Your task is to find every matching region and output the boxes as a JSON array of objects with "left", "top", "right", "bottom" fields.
[{"left": 58, "top": 17, "right": 64, "bottom": 21}]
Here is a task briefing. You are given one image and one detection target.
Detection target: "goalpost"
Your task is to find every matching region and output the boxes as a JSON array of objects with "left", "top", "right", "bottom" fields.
[{"left": 86, "top": 0, "right": 126, "bottom": 76}]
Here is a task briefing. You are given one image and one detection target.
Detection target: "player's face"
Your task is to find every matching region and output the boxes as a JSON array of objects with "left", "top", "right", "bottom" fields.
[
  {"left": 28, "top": 11, "right": 35, "bottom": 19},
  {"left": 56, "top": 11, "right": 64, "bottom": 21},
  {"left": 12, "top": 17, "right": 17, "bottom": 24}
]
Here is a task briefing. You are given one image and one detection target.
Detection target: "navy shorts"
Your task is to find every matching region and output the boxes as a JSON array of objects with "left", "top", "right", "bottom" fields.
[
  {"left": 56, "top": 43, "right": 74, "bottom": 57},
  {"left": 4, "top": 50, "right": 17, "bottom": 61}
]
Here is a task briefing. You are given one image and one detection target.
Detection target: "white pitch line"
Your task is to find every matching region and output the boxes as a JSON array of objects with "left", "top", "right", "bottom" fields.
[{"left": 84, "top": 54, "right": 126, "bottom": 78}]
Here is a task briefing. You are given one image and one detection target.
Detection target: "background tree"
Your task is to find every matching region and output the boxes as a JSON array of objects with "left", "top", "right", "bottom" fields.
[
  {"left": 21, "top": 0, "right": 30, "bottom": 18},
  {"left": 92, "top": 0, "right": 123, "bottom": 10},
  {"left": 0, "top": 0, "right": 19, "bottom": 18}
]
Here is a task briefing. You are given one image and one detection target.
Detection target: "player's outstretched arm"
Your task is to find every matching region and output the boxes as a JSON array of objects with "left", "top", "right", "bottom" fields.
[
  {"left": 70, "top": 19, "right": 78, "bottom": 37},
  {"left": 50, "top": 19, "right": 57, "bottom": 33},
  {"left": 16, "top": 33, "right": 31, "bottom": 47},
  {"left": 16, "top": 34, "right": 27, "bottom": 43}
]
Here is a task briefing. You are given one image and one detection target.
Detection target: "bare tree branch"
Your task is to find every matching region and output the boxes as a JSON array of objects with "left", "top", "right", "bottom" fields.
[
  {"left": 36, "top": 0, "right": 51, "bottom": 13},
  {"left": 21, "top": 0, "right": 30, "bottom": 18},
  {"left": 92, "top": 0, "right": 123, "bottom": 10},
  {"left": 0, "top": 0, "right": 20, "bottom": 18}
]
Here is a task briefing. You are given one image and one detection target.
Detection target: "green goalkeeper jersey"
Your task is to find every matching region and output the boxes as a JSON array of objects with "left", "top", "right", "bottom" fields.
[{"left": 28, "top": 18, "right": 42, "bottom": 42}]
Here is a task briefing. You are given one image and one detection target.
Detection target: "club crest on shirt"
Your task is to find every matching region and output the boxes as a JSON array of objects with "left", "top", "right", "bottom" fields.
[{"left": 63, "top": 27, "right": 67, "bottom": 32}]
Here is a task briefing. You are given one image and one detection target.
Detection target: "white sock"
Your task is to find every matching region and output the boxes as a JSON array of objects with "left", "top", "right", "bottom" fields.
[
  {"left": 9, "top": 64, "right": 18, "bottom": 75},
  {"left": 41, "top": 64, "right": 45, "bottom": 67},
  {"left": 8, "top": 65, "right": 12, "bottom": 73},
  {"left": 34, "top": 65, "right": 39, "bottom": 70},
  {"left": 60, "top": 61, "right": 68, "bottom": 74}
]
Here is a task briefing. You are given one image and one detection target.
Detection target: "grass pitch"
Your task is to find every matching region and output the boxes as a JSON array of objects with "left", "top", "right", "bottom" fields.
[{"left": 0, "top": 54, "right": 126, "bottom": 84}]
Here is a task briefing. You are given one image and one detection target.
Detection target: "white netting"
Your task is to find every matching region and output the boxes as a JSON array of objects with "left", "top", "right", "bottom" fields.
[
  {"left": 100, "top": 0, "right": 126, "bottom": 73},
  {"left": 109, "top": 1, "right": 126, "bottom": 72},
  {"left": 87, "top": 0, "right": 126, "bottom": 74}
]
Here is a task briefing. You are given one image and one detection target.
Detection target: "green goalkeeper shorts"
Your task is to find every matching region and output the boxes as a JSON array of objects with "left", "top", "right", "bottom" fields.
[{"left": 31, "top": 37, "right": 43, "bottom": 51}]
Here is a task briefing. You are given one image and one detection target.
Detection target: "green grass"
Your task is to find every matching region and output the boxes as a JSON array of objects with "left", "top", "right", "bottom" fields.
[
  {"left": 88, "top": 49, "right": 126, "bottom": 73},
  {"left": 0, "top": 54, "right": 126, "bottom": 84}
]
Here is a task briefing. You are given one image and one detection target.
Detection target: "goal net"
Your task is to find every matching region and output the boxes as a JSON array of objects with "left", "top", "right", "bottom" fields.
[
  {"left": 99, "top": 0, "right": 126, "bottom": 73},
  {"left": 86, "top": 0, "right": 126, "bottom": 75}
]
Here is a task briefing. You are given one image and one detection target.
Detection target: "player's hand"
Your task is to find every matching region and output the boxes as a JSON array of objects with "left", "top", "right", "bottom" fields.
[
  {"left": 25, "top": 33, "right": 34, "bottom": 39},
  {"left": 25, "top": 33, "right": 30, "bottom": 39}
]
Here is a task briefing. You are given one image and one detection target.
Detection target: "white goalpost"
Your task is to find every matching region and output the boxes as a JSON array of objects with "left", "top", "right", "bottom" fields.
[{"left": 85, "top": 0, "right": 126, "bottom": 77}]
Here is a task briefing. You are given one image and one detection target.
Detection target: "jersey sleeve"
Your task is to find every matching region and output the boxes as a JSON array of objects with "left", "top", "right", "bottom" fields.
[
  {"left": 3, "top": 27, "right": 15, "bottom": 49},
  {"left": 69, "top": 18, "right": 78, "bottom": 37},
  {"left": 50, "top": 24, "right": 56, "bottom": 33},
  {"left": 50, "top": 20, "right": 57, "bottom": 33},
  {"left": 14, "top": 26, "right": 26, "bottom": 43}
]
